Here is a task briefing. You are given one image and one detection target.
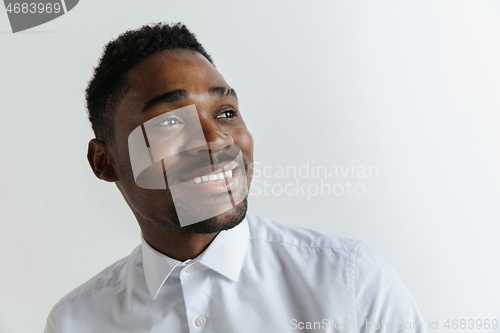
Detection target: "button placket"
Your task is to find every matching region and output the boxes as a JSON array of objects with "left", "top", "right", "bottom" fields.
[{"left": 180, "top": 265, "right": 211, "bottom": 330}]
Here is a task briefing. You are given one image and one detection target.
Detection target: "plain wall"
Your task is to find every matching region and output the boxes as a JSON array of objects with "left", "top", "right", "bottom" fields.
[{"left": 1, "top": 0, "right": 499, "bottom": 332}]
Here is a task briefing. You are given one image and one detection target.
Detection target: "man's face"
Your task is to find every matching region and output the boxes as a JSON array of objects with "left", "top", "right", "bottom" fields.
[{"left": 109, "top": 50, "right": 254, "bottom": 233}]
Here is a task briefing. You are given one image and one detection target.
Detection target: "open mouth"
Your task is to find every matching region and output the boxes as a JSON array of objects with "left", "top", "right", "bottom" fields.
[
  {"left": 186, "top": 168, "right": 237, "bottom": 184},
  {"left": 180, "top": 160, "right": 240, "bottom": 185}
]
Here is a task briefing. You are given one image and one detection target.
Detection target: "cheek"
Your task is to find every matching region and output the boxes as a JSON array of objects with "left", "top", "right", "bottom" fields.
[
  {"left": 115, "top": 145, "right": 136, "bottom": 183},
  {"left": 117, "top": 168, "right": 176, "bottom": 219},
  {"left": 236, "top": 129, "right": 254, "bottom": 156},
  {"left": 234, "top": 129, "right": 254, "bottom": 181},
  {"left": 147, "top": 132, "right": 192, "bottom": 159}
]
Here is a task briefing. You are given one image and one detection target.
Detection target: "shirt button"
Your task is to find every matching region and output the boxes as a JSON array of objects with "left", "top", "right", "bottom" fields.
[
  {"left": 185, "top": 265, "right": 194, "bottom": 273},
  {"left": 195, "top": 316, "right": 206, "bottom": 327}
]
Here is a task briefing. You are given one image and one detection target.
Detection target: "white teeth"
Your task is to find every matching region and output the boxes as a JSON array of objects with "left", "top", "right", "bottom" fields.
[{"left": 189, "top": 168, "right": 236, "bottom": 184}]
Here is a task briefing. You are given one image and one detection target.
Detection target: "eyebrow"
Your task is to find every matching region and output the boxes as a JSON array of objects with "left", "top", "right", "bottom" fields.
[
  {"left": 208, "top": 86, "right": 238, "bottom": 99},
  {"left": 141, "top": 86, "right": 238, "bottom": 113}
]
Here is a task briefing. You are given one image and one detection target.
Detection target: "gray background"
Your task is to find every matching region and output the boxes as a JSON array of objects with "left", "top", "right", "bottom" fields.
[{"left": 1, "top": 0, "right": 499, "bottom": 332}]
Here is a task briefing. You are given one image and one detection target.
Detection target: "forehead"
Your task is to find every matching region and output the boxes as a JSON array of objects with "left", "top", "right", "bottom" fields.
[{"left": 125, "top": 50, "right": 226, "bottom": 100}]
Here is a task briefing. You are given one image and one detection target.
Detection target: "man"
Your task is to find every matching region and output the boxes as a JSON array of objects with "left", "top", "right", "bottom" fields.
[{"left": 45, "top": 22, "right": 427, "bottom": 332}]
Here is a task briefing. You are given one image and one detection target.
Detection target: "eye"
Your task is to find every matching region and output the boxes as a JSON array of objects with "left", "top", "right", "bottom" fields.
[
  {"left": 216, "top": 110, "right": 237, "bottom": 119},
  {"left": 157, "top": 116, "right": 183, "bottom": 126}
]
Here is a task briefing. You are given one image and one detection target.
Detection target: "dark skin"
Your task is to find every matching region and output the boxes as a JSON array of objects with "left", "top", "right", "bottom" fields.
[{"left": 87, "top": 50, "right": 254, "bottom": 261}]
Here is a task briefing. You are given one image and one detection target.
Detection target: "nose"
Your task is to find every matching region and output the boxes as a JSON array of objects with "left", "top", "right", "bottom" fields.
[{"left": 184, "top": 120, "right": 233, "bottom": 156}]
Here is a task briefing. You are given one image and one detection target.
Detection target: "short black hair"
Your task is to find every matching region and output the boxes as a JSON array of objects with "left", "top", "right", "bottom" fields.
[{"left": 85, "top": 22, "right": 214, "bottom": 141}]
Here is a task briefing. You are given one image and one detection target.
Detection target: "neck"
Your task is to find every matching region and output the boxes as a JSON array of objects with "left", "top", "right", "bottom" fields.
[{"left": 139, "top": 219, "right": 219, "bottom": 262}]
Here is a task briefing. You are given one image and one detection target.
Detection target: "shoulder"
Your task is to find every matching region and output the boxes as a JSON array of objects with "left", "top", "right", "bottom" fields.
[
  {"left": 47, "top": 245, "right": 142, "bottom": 317},
  {"left": 245, "top": 214, "right": 395, "bottom": 275},
  {"left": 246, "top": 214, "right": 364, "bottom": 255}
]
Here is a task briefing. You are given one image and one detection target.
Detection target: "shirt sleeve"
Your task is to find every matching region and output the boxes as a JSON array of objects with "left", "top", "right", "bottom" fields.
[{"left": 352, "top": 243, "right": 428, "bottom": 333}]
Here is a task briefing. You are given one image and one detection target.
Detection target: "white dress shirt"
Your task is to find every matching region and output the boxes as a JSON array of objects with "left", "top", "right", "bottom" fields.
[{"left": 45, "top": 215, "right": 427, "bottom": 333}]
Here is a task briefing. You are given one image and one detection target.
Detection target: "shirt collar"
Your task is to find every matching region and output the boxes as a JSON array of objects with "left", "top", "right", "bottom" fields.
[{"left": 142, "top": 217, "right": 249, "bottom": 300}]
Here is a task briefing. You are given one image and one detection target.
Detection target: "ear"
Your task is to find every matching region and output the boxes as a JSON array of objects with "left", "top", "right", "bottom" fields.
[{"left": 87, "top": 139, "right": 119, "bottom": 182}]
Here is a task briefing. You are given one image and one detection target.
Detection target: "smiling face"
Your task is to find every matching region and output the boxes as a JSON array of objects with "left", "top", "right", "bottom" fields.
[{"left": 105, "top": 50, "right": 254, "bottom": 233}]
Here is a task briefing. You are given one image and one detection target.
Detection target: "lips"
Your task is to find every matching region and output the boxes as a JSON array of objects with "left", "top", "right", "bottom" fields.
[
  {"left": 183, "top": 160, "right": 239, "bottom": 185},
  {"left": 171, "top": 164, "right": 242, "bottom": 199}
]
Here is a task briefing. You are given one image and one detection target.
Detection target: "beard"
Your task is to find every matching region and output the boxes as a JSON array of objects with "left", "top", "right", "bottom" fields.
[
  {"left": 119, "top": 149, "right": 252, "bottom": 235},
  {"left": 151, "top": 196, "right": 248, "bottom": 234}
]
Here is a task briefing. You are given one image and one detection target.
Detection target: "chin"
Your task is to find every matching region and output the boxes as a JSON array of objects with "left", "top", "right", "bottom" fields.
[{"left": 178, "top": 197, "right": 248, "bottom": 234}]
